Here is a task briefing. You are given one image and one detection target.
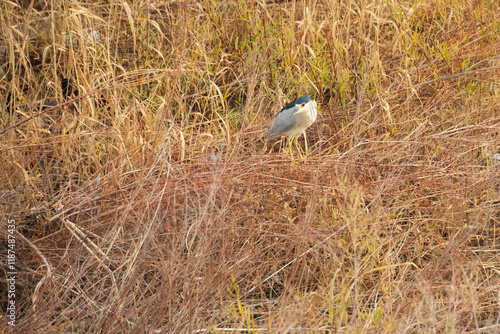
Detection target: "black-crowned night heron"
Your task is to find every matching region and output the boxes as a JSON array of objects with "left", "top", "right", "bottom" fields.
[{"left": 265, "top": 95, "right": 318, "bottom": 160}]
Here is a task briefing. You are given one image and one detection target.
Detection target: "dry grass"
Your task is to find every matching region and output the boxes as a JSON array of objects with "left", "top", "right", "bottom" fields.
[{"left": 1, "top": 0, "right": 499, "bottom": 332}]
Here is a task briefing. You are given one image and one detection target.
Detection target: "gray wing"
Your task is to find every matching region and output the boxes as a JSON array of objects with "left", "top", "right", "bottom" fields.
[{"left": 265, "top": 106, "right": 300, "bottom": 141}]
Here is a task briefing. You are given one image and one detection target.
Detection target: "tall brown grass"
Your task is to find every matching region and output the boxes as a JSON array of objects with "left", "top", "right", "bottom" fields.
[{"left": 1, "top": 0, "right": 499, "bottom": 332}]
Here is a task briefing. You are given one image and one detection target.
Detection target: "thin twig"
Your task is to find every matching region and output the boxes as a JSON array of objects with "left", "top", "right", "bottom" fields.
[{"left": 408, "top": 66, "right": 500, "bottom": 89}]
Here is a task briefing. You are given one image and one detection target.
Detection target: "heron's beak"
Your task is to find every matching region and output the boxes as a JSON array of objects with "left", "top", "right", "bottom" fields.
[{"left": 291, "top": 105, "right": 305, "bottom": 116}]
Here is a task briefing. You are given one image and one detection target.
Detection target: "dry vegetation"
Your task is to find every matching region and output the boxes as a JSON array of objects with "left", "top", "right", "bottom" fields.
[{"left": 1, "top": 0, "right": 500, "bottom": 332}]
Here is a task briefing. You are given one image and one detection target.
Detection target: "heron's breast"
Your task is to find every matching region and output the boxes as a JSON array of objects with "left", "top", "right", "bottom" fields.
[{"left": 295, "top": 108, "right": 316, "bottom": 128}]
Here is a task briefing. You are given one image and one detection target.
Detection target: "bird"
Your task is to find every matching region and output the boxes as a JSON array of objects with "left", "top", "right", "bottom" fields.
[{"left": 265, "top": 95, "right": 318, "bottom": 160}]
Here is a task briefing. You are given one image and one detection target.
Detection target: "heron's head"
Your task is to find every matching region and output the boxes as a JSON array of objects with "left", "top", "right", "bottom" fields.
[{"left": 291, "top": 95, "right": 317, "bottom": 116}]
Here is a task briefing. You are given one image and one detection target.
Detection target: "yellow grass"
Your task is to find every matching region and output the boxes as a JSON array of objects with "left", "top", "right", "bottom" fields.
[{"left": 1, "top": 0, "right": 499, "bottom": 332}]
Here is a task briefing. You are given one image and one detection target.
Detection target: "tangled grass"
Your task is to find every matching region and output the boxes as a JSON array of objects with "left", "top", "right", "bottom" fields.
[{"left": 1, "top": 0, "right": 499, "bottom": 332}]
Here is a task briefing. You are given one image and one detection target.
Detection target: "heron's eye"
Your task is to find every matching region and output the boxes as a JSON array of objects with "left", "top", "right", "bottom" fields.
[{"left": 301, "top": 103, "right": 306, "bottom": 107}]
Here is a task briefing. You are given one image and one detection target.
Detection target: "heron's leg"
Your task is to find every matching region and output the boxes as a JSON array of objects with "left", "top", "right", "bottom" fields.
[
  {"left": 287, "top": 138, "right": 295, "bottom": 161},
  {"left": 294, "top": 137, "right": 304, "bottom": 160}
]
